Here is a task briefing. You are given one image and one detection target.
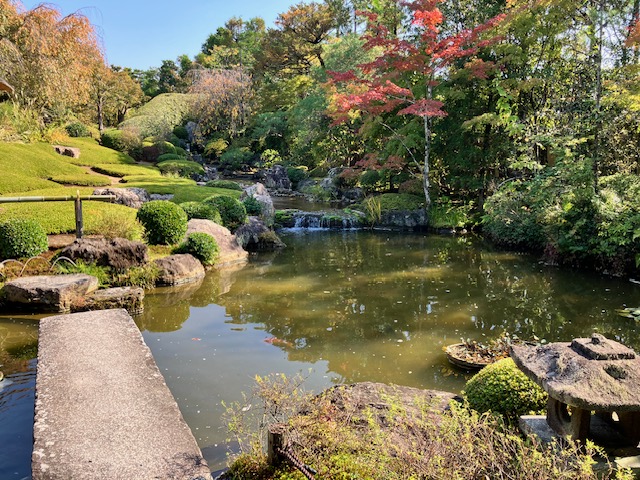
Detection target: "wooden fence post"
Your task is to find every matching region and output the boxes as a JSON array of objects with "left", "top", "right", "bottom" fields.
[
  {"left": 75, "top": 191, "right": 83, "bottom": 238},
  {"left": 267, "top": 423, "right": 286, "bottom": 467}
]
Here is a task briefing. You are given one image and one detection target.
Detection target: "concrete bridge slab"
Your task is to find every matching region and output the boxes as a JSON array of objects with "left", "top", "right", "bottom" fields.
[{"left": 32, "top": 308, "right": 212, "bottom": 480}]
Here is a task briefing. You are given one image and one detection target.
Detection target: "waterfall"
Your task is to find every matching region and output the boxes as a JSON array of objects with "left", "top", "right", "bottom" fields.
[{"left": 279, "top": 210, "right": 365, "bottom": 230}]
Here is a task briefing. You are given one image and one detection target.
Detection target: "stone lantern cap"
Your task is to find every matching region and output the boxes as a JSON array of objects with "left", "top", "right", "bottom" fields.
[
  {"left": 510, "top": 334, "right": 640, "bottom": 412},
  {"left": 0, "top": 77, "right": 14, "bottom": 94}
]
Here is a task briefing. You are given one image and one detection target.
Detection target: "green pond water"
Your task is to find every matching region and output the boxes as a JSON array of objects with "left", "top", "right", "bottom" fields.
[{"left": 2, "top": 230, "right": 640, "bottom": 475}]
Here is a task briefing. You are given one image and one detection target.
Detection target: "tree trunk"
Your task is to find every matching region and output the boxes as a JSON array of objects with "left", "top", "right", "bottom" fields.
[
  {"left": 422, "top": 83, "right": 433, "bottom": 210},
  {"left": 422, "top": 115, "right": 432, "bottom": 209},
  {"left": 97, "top": 94, "right": 104, "bottom": 132},
  {"left": 592, "top": 0, "right": 604, "bottom": 190}
]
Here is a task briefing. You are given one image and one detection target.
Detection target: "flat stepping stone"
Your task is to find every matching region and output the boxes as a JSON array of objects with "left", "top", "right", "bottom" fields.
[
  {"left": 1, "top": 274, "right": 98, "bottom": 313},
  {"left": 32, "top": 309, "right": 212, "bottom": 480},
  {"left": 73, "top": 286, "right": 145, "bottom": 315}
]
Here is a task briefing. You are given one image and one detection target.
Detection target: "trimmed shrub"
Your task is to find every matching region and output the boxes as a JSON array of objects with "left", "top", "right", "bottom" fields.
[
  {"left": 220, "top": 147, "right": 252, "bottom": 170},
  {"left": 204, "top": 138, "right": 228, "bottom": 159},
  {"left": 173, "top": 125, "right": 189, "bottom": 140},
  {"left": 157, "top": 160, "right": 204, "bottom": 178},
  {"left": 174, "top": 232, "right": 219, "bottom": 266},
  {"left": 287, "top": 166, "right": 308, "bottom": 186},
  {"left": 157, "top": 153, "right": 184, "bottom": 163},
  {"left": 398, "top": 178, "right": 424, "bottom": 196},
  {"left": 203, "top": 195, "right": 247, "bottom": 231},
  {"left": 154, "top": 140, "right": 176, "bottom": 156},
  {"left": 0, "top": 218, "right": 48, "bottom": 259},
  {"left": 136, "top": 200, "right": 188, "bottom": 245},
  {"left": 65, "top": 122, "right": 90, "bottom": 138},
  {"left": 179, "top": 202, "right": 222, "bottom": 224},
  {"left": 359, "top": 170, "right": 381, "bottom": 192},
  {"left": 205, "top": 180, "right": 242, "bottom": 191},
  {"left": 464, "top": 358, "right": 547, "bottom": 421},
  {"left": 377, "top": 193, "right": 425, "bottom": 212},
  {"left": 242, "top": 196, "right": 263, "bottom": 216},
  {"left": 174, "top": 146, "right": 187, "bottom": 157},
  {"left": 100, "top": 129, "right": 123, "bottom": 150}
]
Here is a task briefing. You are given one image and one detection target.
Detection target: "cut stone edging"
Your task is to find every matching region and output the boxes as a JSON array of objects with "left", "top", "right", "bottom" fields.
[
  {"left": 1, "top": 275, "right": 143, "bottom": 315},
  {"left": 1, "top": 274, "right": 99, "bottom": 313},
  {"left": 32, "top": 309, "right": 212, "bottom": 480}
]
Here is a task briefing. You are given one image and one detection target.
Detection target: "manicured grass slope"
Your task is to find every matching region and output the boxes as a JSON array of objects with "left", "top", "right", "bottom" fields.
[{"left": 0, "top": 138, "right": 241, "bottom": 234}]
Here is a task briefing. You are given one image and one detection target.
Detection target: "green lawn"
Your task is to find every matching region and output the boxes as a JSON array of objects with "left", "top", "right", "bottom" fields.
[{"left": 0, "top": 138, "right": 242, "bottom": 234}]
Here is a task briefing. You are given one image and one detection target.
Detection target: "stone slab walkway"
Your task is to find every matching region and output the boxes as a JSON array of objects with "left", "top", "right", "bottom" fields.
[{"left": 32, "top": 309, "right": 212, "bottom": 480}]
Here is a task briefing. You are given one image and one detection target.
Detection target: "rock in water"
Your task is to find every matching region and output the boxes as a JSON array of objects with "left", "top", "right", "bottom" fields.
[{"left": 154, "top": 254, "right": 205, "bottom": 286}]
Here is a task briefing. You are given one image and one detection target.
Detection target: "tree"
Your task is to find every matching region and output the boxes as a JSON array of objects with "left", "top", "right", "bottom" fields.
[
  {"left": 0, "top": 1, "right": 104, "bottom": 119},
  {"left": 330, "top": 0, "right": 504, "bottom": 208},
  {"left": 91, "top": 65, "right": 144, "bottom": 130},
  {"left": 257, "top": 2, "right": 334, "bottom": 75},
  {"left": 189, "top": 68, "right": 255, "bottom": 141}
]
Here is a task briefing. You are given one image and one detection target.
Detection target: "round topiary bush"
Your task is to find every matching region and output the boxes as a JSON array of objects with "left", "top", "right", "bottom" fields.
[
  {"left": 206, "top": 180, "right": 243, "bottom": 191},
  {"left": 203, "top": 195, "right": 247, "bottom": 231},
  {"left": 65, "top": 122, "right": 89, "bottom": 138},
  {"left": 464, "top": 358, "right": 547, "bottom": 420},
  {"left": 136, "top": 200, "right": 188, "bottom": 245},
  {"left": 242, "top": 196, "right": 263, "bottom": 216},
  {"left": 179, "top": 202, "right": 222, "bottom": 224},
  {"left": 0, "top": 218, "right": 48, "bottom": 259},
  {"left": 174, "top": 232, "right": 219, "bottom": 266}
]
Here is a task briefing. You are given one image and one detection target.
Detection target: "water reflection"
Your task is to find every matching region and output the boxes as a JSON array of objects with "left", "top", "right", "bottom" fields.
[
  {"left": 2, "top": 231, "right": 638, "bottom": 474},
  {"left": 0, "top": 317, "right": 39, "bottom": 479},
  {"left": 136, "top": 230, "right": 639, "bottom": 470}
]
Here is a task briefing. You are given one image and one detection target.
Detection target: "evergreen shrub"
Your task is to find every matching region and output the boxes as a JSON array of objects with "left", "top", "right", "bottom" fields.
[
  {"left": 157, "top": 160, "right": 204, "bottom": 178},
  {"left": 206, "top": 180, "right": 242, "bottom": 191},
  {"left": 157, "top": 153, "right": 184, "bottom": 163},
  {"left": 243, "top": 196, "right": 263, "bottom": 216},
  {"left": 65, "top": 122, "right": 90, "bottom": 138},
  {"left": 174, "top": 232, "right": 219, "bottom": 266},
  {"left": 136, "top": 200, "right": 187, "bottom": 245},
  {"left": 287, "top": 166, "right": 308, "bottom": 186},
  {"left": 179, "top": 202, "right": 222, "bottom": 224},
  {"left": 0, "top": 218, "right": 48, "bottom": 259},
  {"left": 203, "top": 195, "right": 247, "bottom": 231},
  {"left": 464, "top": 358, "right": 547, "bottom": 420}
]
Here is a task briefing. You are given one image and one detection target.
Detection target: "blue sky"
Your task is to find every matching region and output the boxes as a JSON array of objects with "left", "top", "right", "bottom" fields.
[{"left": 21, "top": 0, "right": 298, "bottom": 70}]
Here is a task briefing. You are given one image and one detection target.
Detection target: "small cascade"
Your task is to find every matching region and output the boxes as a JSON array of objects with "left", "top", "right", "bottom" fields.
[{"left": 278, "top": 209, "right": 365, "bottom": 230}]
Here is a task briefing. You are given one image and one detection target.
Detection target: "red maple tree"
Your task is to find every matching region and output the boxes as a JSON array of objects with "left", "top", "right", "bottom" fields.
[{"left": 329, "top": 0, "right": 505, "bottom": 208}]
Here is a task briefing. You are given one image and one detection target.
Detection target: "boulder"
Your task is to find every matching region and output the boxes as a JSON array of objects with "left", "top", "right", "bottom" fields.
[
  {"left": 93, "top": 187, "right": 150, "bottom": 209},
  {"left": 74, "top": 286, "right": 145, "bottom": 315},
  {"left": 379, "top": 209, "right": 429, "bottom": 229},
  {"left": 185, "top": 219, "right": 248, "bottom": 267},
  {"left": 1, "top": 274, "right": 99, "bottom": 313},
  {"left": 53, "top": 145, "right": 80, "bottom": 158},
  {"left": 150, "top": 193, "right": 174, "bottom": 201},
  {"left": 254, "top": 165, "right": 291, "bottom": 192},
  {"left": 235, "top": 217, "right": 286, "bottom": 251},
  {"left": 60, "top": 238, "right": 148, "bottom": 272},
  {"left": 241, "top": 182, "right": 275, "bottom": 225},
  {"left": 154, "top": 254, "right": 205, "bottom": 286}
]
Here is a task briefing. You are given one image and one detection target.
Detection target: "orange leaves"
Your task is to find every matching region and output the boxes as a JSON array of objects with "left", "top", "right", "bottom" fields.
[
  {"left": 412, "top": 8, "right": 443, "bottom": 31},
  {"left": 0, "top": 2, "right": 104, "bottom": 115}
]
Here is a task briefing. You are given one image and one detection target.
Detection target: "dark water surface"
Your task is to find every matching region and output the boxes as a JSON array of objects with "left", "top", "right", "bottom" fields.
[{"left": 2, "top": 230, "right": 639, "bottom": 475}]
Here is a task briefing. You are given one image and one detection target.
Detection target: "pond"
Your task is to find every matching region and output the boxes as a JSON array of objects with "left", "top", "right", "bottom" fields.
[{"left": 2, "top": 230, "right": 640, "bottom": 476}]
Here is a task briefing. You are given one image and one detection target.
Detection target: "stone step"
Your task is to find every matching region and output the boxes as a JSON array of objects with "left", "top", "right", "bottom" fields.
[{"left": 32, "top": 309, "right": 212, "bottom": 480}]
